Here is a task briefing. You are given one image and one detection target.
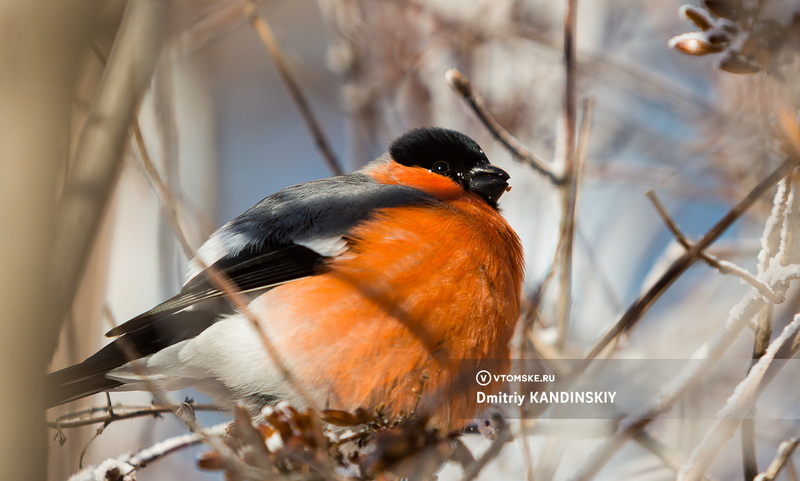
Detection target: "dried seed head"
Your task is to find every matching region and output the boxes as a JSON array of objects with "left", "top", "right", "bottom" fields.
[
  {"left": 681, "top": 5, "right": 714, "bottom": 31},
  {"left": 669, "top": 32, "right": 727, "bottom": 55},
  {"left": 445, "top": 68, "right": 473, "bottom": 98}
]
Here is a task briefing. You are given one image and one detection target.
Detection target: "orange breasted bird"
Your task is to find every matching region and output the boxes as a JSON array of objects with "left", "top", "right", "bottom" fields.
[{"left": 46, "top": 127, "right": 524, "bottom": 430}]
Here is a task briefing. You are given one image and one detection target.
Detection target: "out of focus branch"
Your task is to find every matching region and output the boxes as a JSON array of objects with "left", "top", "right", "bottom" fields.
[
  {"left": 0, "top": 3, "right": 101, "bottom": 479},
  {"left": 46, "top": 0, "right": 167, "bottom": 357},
  {"left": 244, "top": 1, "right": 344, "bottom": 175},
  {"left": 554, "top": 0, "right": 580, "bottom": 349}
]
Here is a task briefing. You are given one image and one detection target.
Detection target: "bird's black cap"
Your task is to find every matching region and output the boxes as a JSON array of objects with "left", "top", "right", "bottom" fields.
[
  {"left": 390, "top": 127, "right": 489, "bottom": 175},
  {"left": 389, "top": 127, "right": 510, "bottom": 207}
]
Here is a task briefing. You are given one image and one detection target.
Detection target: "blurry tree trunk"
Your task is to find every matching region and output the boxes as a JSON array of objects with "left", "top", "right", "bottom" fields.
[
  {"left": 0, "top": 1, "right": 168, "bottom": 478},
  {"left": 0, "top": 1, "right": 98, "bottom": 479},
  {"left": 46, "top": 0, "right": 168, "bottom": 359}
]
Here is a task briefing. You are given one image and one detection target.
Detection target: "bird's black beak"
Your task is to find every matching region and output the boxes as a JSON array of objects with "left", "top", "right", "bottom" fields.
[{"left": 467, "top": 164, "right": 510, "bottom": 207}]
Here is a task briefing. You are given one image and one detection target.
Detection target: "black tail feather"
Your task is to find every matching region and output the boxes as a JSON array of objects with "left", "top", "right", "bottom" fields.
[
  {"left": 46, "top": 372, "right": 124, "bottom": 407},
  {"left": 46, "top": 310, "right": 217, "bottom": 408}
]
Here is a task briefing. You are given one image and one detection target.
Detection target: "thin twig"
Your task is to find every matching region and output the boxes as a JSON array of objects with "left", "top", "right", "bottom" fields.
[
  {"left": 131, "top": 124, "right": 194, "bottom": 259},
  {"left": 70, "top": 423, "right": 229, "bottom": 480},
  {"left": 516, "top": 287, "right": 543, "bottom": 481},
  {"left": 444, "top": 68, "right": 559, "bottom": 183},
  {"left": 244, "top": 1, "right": 343, "bottom": 175},
  {"left": 78, "top": 424, "right": 105, "bottom": 469},
  {"left": 756, "top": 438, "right": 800, "bottom": 481},
  {"left": 645, "top": 190, "right": 782, "bottom": 303},
  {"left": 49, "top": 403, "right": 224, "bottom": 429},
  {"left": 553, "top": 4, "right": 582, "bottom": 344},
  {"left": 742, "top": 415, "right": 759, "bottom": 481},
  {"left": 743, "top": 303, "right": 774, "bottom": 480}
]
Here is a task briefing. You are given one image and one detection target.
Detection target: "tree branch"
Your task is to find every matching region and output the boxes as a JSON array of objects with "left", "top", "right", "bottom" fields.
[{"left": 645, "top": 190, "right": 782, "bottom": 303}]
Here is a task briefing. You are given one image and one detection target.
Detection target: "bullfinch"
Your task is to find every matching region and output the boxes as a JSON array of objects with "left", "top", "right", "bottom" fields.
[{"left": 46, "top": 127, "right": 524, "bottom": 430}]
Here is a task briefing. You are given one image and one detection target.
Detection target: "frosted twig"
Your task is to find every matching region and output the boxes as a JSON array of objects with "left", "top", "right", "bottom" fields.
[
  {"left": 759, "top": 177, "right": 790, "bottom": 274},
  {"left": 780, "top": 168, "right": 800, "bottom": 266},
  {"left": 67, "top": 423, "right": 229, "bottom": 481},
  {"left": 755, "top": 438, "right": 800, "bottom": 481},
  {"left": 128, "top": 423, "right": 227, "bottom": 467},
  {"left": 677, "top": 314, "right": 800, "bottom": 481}
]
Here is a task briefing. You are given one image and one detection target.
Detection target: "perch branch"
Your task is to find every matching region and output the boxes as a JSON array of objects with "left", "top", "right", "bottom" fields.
[{"left": 49, "top": 403, "right": 224, "bottom": 429}]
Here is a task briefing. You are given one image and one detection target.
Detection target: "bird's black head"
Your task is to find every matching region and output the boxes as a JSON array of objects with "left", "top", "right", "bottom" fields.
[{"left": 389, "top": 127, "right": 511, "bottom": 207}]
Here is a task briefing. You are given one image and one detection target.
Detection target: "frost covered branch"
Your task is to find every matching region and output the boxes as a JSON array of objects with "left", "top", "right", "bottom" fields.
[{"left": 66, "top": 423, "right": 228, "bottom": 481}]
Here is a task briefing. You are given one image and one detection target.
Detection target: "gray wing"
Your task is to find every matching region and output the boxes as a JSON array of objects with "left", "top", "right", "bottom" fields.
[{"left": 106, "top": 172, "right": 433, "bottom": 337}]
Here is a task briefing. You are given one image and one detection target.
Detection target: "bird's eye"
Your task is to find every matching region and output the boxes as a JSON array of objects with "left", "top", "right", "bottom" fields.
[{"left": 431, "top": 160, "right": 450, "bottom": 174}]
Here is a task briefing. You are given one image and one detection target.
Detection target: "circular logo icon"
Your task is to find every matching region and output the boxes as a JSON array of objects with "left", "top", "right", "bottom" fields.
[{"left": 475, "top": 370, "right": 492, "bottom": 386}]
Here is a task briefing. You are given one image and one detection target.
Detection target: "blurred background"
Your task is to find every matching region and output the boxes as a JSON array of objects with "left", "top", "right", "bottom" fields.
[{"left": 2, "top": 0, "right": 800, "bottom": 480}]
